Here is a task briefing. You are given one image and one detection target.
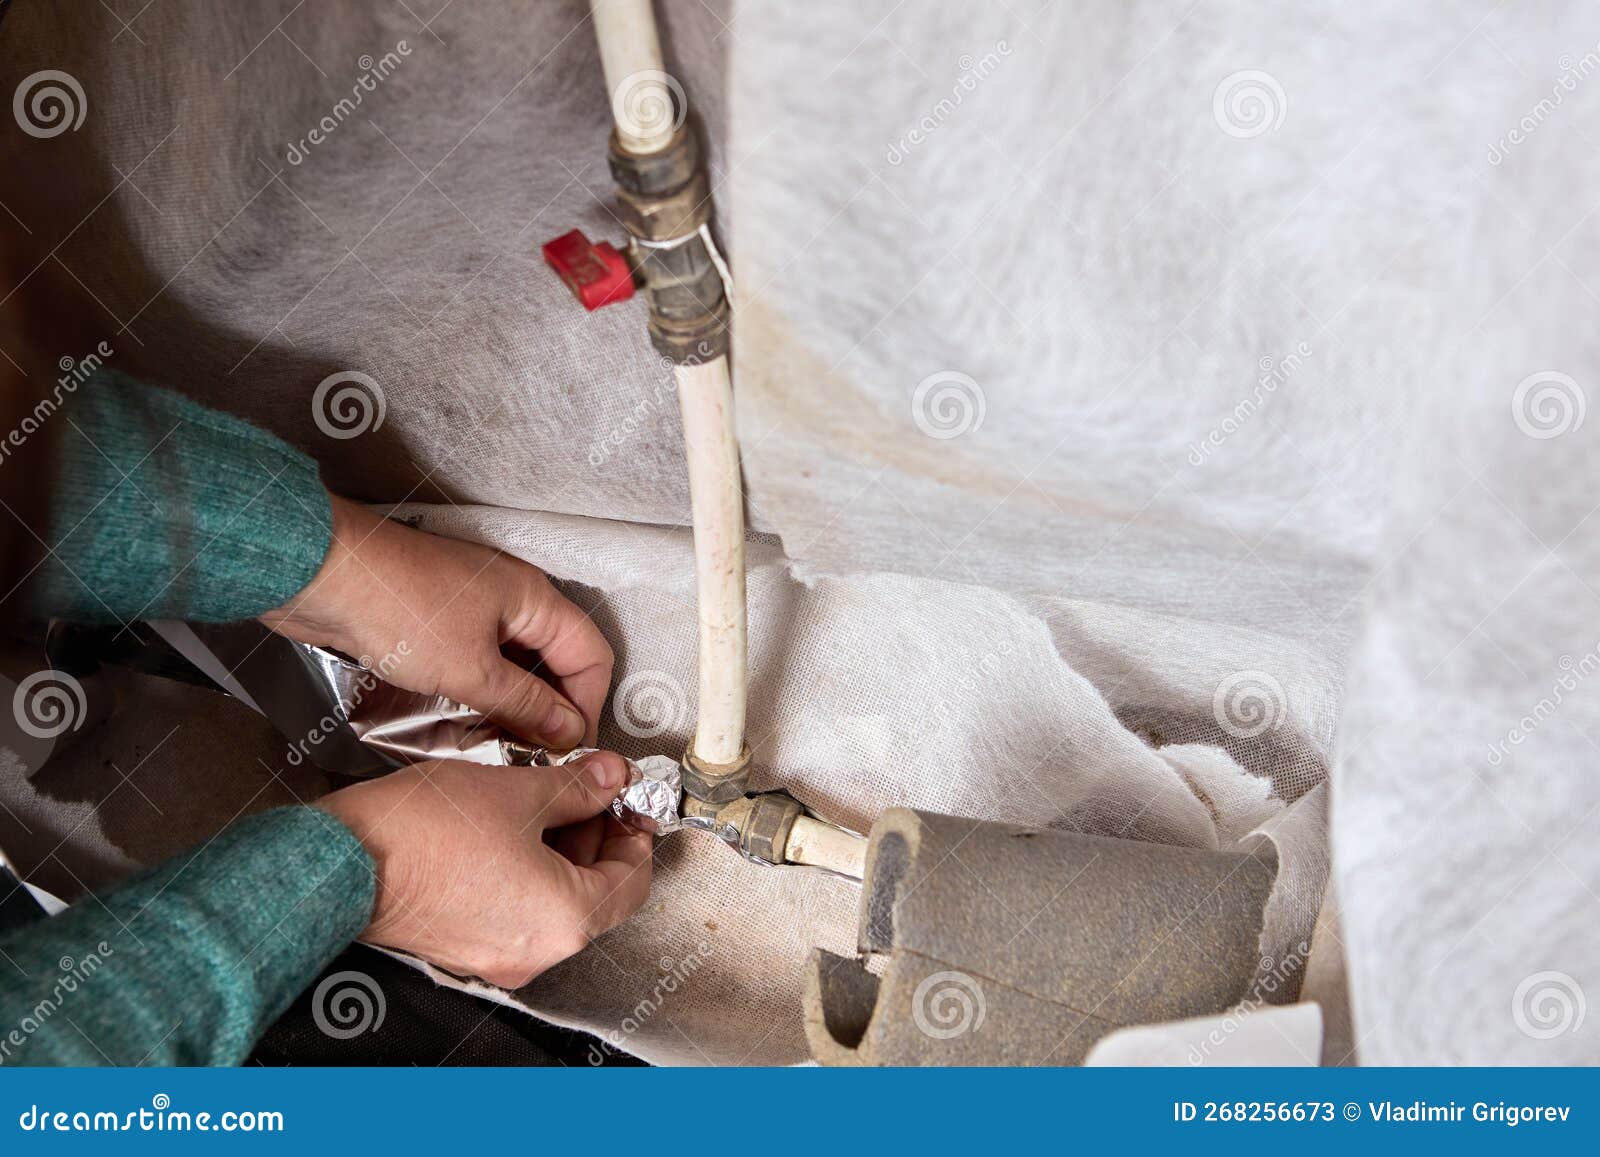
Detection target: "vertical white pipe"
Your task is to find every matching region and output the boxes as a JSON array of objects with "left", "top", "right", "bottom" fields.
[
  {"left": 591, "top": 0, "right": 747, "bottom": 767},
  {"left": 589, "top": 0, "right": 676, "bottom": 156},
  {"left": 675, "top": 356, "right": 747, "bottom": 766}
]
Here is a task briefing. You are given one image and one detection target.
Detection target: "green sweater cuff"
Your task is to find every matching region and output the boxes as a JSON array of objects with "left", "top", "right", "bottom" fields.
[
  {"left": 28, "top": 370, "right": 332, "bottom": 623},
  {"left": 0, "top": 806, "right": 375, "bottom": 1066}
]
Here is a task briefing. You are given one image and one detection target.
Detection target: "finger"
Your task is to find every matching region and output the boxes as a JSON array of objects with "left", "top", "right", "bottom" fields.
[
  {"left": 549, "top": 813, "right": 607, "bottom": 866},
  {"left": 472, "top": 656, "right": 587, "bottom": 749},
  {"left": 573, "top": 821, "right": 654, "bottom": 935},
  {"left": 499, "top": 567, "right": 614, "bottom": 739},
  {"left": 557, "top": 666, "right": 611, "bottom": 748},
  {"left": 521, "top": 751, "right": 630, "bottom": 832}
]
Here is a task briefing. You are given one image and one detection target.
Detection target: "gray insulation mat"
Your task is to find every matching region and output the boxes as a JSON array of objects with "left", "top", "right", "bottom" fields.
[{"left": 807, "top": 809, "right": 1277, "bottom": 1066}]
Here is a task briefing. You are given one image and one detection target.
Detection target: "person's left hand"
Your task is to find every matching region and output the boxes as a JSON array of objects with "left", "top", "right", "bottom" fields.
[{"left": 261, "top": 495, "right": 612, "bottom": 750}]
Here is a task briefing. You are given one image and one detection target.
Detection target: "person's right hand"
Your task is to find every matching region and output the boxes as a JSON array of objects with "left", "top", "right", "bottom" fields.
[{"left": 316, "top": 751, "right": 652, "bottom": 988}]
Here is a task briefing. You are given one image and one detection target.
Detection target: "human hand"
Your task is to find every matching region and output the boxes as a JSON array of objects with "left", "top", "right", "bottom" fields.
[
  {"left": 261, "top": 495, "right": 613, "bottom": 749},
  {"left": 316, "top": 751, "right": 653, "bottom": 987}
]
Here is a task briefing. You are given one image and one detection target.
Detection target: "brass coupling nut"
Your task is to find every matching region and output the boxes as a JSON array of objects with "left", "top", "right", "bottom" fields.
[
  {"left": 607, "top": 124, "right": 709, "bottom": 242},
  {"left": 631, "top": 230, "right": 729, "bottom": 364},
  {"left": 680, "top": 743, "right": 752, "bottom": 807},
  {"left": 694, "top": 790, "right": 803, "bottom": 866},
  {"left": 739, "top": 791, "right": 803, "bottom": 865}
]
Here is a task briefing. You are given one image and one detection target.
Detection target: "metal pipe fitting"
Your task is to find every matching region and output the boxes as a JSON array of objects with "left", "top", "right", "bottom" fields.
[
  {"left": 606, "top": 123, "right": 728, "bottom": 364},
  {"left": 680, "top": 743, "right": 751, "bottom": 814},
  {"left": 607, "top": 124, "right": 708, "bottom": 240},
  {"left": 634, "top": 236, "right": 729, "bottom": 363}
]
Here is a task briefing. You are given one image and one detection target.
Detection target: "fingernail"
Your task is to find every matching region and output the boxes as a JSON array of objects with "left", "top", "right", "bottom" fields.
[
  {"left": 587, "top": 754, "right": 626, "bottom": 792},
  {"left": 543, "top": 701, "right": 584, "bottom": 747}
]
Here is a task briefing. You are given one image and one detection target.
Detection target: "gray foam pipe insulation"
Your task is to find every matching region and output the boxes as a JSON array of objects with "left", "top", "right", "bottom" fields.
[{"left": 805, "top": 809, "right": 1277, "bottom": 1065}]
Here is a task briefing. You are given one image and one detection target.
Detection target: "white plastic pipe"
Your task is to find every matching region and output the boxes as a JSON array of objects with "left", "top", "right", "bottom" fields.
[
  {"left": 786, "top": 816, "right": 867, "bottom": 880},
  {"left": 675, "top": 356, "right": 747, "bottom": 766},
  {"left": 589, "top": 0, "right": 677, "bottom": 156},
  {"left": 591, "top": 0, "right": 747, "bottom": 768}
]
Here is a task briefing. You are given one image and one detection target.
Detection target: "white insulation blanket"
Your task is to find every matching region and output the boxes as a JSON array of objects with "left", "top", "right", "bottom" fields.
[{"left": 1, "top": 0, "right": 1596, "bottom": 1064}]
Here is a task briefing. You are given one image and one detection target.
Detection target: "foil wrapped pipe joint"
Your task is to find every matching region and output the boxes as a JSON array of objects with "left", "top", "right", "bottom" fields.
[{"left": 536, "top": 748, "right": 684, "bottom": 835}]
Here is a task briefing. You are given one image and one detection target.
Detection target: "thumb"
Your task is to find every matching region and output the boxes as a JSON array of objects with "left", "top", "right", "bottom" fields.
[
  {"left": 521, "top": 751, "right": 631, "bottom": 832},
  {"left": 459, "top": 656, "right": 587, "bottom": 749}
]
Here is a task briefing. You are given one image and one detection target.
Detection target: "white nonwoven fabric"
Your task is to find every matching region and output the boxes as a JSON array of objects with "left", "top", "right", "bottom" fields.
[
  {"left": 385, "top": 502, "right": 1319, "bottom": 1064},
  {"left": 2, "top": 0, "right": 1592, "bottom": 1063},
  {"left": 728, "top": 1, "right": 1600, "bottom": 1064}
]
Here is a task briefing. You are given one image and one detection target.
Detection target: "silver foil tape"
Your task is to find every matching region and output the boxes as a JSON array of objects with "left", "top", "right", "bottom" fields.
[
  {"left": 532, "top": 747, "right": 683, "bottom": 834},
  {"left": 300, "top": 645, "right": 536, "bottom": 769},
  {"left": 616, "top": 755, "right": 684, "bottom": 834},
  {"left": 283, "top": 643, "right": 685, "bottom": 831}
]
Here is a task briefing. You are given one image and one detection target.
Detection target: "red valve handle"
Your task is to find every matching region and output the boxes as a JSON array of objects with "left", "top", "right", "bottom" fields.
[{"left": 541, "top": 229, "right": 635, "bottom": 310}]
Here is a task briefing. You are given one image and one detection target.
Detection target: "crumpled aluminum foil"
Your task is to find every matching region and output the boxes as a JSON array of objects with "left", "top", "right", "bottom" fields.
[
  {"left": 291, "top": 644, "right": 685, "bottom": 832},
  {"left": 301, "top": 645, "right": 538, "bottom": 768},
  {"left": 615, "top": 755, "right": 684, "bottom": 834},
  {"left": 532, "top": 747, "right": 682, "bottom": 834},
  {"left": 132, "top": 623, "right": 688, "bottom": 833}
]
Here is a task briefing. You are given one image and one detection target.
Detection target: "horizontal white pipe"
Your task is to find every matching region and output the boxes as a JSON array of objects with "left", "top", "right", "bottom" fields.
[
  {"left": 675, "top": 355, "right": 747, "bottom": 766},
  {"left": 786, "top": 817, "right": 867, "bottom": 880}
]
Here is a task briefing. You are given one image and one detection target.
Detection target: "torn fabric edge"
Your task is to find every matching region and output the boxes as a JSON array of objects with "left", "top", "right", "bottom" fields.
[{"left": 1240, "top": 782, "right": 1331, "bottom": 1004}]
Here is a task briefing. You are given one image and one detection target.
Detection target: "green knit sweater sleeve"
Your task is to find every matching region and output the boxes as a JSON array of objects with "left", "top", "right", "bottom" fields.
[
  {"left": 0, "top": 807, "right": 375, "bottom": 1066},
  {"left": 28, "top": 369, "right": 332, "bottom": 623}
]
